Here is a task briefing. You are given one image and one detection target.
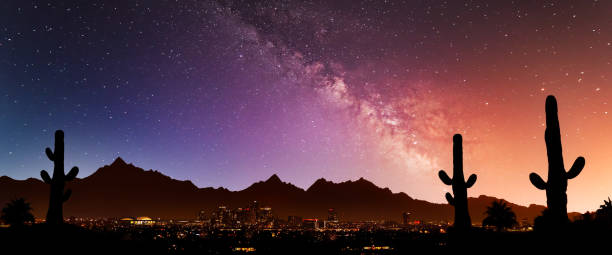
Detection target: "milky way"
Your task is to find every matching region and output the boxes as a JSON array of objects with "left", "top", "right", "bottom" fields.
[{"left": 2, "top": 0, "right": 612, "bottom": 212}]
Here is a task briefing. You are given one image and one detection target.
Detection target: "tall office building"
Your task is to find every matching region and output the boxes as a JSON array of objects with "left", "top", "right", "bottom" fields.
[
  {"left": 402, "top": 212, "right": 411, "bottom": 226},
  {"left": 327, "top": 208, "right": 338, "bottom": 222}
]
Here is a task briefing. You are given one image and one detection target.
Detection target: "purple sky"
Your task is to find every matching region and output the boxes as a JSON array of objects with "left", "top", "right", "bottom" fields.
[{"left": 2, "top": 0, "right": 612, "bottom": 212}]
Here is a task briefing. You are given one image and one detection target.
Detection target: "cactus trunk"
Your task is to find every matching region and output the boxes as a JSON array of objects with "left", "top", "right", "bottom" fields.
[
  {"left": 40, "top": 130, "right": 79, "bottom": 225},
  {"left": 439, "top": 134, "right": 477, "bottom": 231},
  {"left": 451, "top": 134, "right": 471, "bottom": 229},
  {"left": 529, "top": 95, "right": 585, "bottom": 227}
]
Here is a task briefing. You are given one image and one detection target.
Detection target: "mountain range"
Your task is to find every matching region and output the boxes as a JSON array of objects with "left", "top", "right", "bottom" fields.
[{"left": 0, "top": 157, "right": 560, "bottom": 223}]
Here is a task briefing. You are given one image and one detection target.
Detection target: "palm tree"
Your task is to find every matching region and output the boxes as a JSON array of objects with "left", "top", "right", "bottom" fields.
[
  {"left": 1, "top": 198, "right": 35, "bottom": 227},
  {"left": 482, "top": 200, "right": 517, "bottom": 231}
]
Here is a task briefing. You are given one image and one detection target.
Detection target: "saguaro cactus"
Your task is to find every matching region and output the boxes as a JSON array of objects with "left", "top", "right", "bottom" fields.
[
  {"left": 439, "top": 134, "right": 477, "bottom": 230},
  {"left": 40, "top": 130, "right": 79, "bottom": 225},
  {"left": 529, "top": 95, "right": 585, "bottom": 225}
]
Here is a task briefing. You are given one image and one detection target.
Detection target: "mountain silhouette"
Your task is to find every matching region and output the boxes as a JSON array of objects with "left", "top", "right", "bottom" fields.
[{"left": 0, "top": 157, "right": 562, "bottom": 223}]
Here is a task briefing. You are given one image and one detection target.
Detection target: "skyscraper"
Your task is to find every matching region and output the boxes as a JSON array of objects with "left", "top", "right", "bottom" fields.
[
  {"left": 402, "top": 212, "right": 411, "bottom": 226},
  {"left": 327, "top": 208, "right": 338, "bottom": 222},
  {"left": 197, "top": 210, "right": 206, "bottom": 221},
  {"left": 288, "top": 216, "right": 303, "bottom": 227}
]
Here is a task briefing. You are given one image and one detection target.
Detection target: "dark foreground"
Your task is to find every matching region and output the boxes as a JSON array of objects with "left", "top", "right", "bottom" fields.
[{"left": 0, "top": 224, "right": 609, "bottom": 254}]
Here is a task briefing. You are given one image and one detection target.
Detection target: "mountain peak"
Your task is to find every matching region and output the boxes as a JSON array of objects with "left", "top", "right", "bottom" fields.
[
  {"left": 311, "top": 178, "right": 330, "bottom": 186},
  {"left": 306, "top": 178, "right": 331, "bottom": 192},
  {"left": 111, "top": 157, "right": 128, "bottom": 166},
  {"left": 266, "top": 174, "right": 282, "bottom": 183},
  {"left": 242, "top": 174, "right": 305, "bottom": 194},
  {"left": 0, "top": 176, "right": 14, "bottom": 182},
  {"left": 354, "top": 177, "right": 374, "bottom": 185}
]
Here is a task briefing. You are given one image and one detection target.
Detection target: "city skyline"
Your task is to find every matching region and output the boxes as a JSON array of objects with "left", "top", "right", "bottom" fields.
[{"left": 3, "top": 0, "right": 612, "bottom": 213}]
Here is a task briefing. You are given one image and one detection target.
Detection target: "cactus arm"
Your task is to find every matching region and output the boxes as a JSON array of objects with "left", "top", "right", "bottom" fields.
[
  {"left": 40, "top": 170, "right": 52, "bottom": 184},
  {"left": 465, "top": 174, "right": 477, "bottom": 188},
  {"left": 438, "top": 170, "right": 453, "bottom": 185},
  {"left": 529, "top": 172, "right": 547, "bottom": 190},
  {"left": 63, "top": 189, "right": 72, "bottom": 202},
  {"left": 445, "top": 192, "right": 455, "bottom": 206},
  {"left": 566, "top": 156, "right": 585, "bottom": 179},
  {"left": 66, "top": 167, "right": 79, "bottom": 181},
  {"left": 45, "top": 148, "right": 55, "bottom": 161}
]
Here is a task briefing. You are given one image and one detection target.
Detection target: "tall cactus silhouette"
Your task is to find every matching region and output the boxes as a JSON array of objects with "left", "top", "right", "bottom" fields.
[
  {"left": 529, "top": 95, "right": 585, "bottom": 226},
  {"left": 40, "top": 130, "right": 79, "bottom": 225},
  {"left": 439, "top": 134, "right": 477, "bottom": 230}
]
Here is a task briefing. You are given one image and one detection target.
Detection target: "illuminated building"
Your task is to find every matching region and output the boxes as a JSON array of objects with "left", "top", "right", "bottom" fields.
[
  {"left": 119, "top": 217, "right": 133, "bottom": 226},
  {"left": 241, "top": 201, "right": 259, "bottom": 225},
  {"left": 325, "top": 208, "right": 339, "bottom": 228},
  {"left": 197, "top": 209, "right": 206, "bottom": 221},
  {"left": 212, "top": 205, "right": 232, "bottom": 227},
  {"left": 134, "top": 216, "right": 155, "bottom": 225},
  {"left": 303, "top": 219, "right": 319, "bottom": 230},
  {"left": 288, "top": 216, "right": 302, "bottom": 227},
  {"left": 363, "top": 246, "right": 392, "bottom": 251},
  {"left": 327, "top": 208, "right": 338, "bottom": 221},
  {"left": 259, "top": 206, "right": 273, "bottom": 225},
  {"left": 235, "top": 208, "right": 248, "bottom": 225},
  {"left": 402, "top": 212, "right": 411, "bottom": 226},
  {"left": 232, "top": 247, "right": 256, "bottom": 252},
  {"left": 120, "top": 216, "right": 155, "bottom": 226}
]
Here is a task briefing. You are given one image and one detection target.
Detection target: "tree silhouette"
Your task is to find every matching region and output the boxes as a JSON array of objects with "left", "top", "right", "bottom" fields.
[
  {"left": 1, "top": 198, "right": 35, "bottom": 228},
  {"left": 595, "top": 197, "right": 612, "bottom": 226},
  {"left": 597, "top": 197, "right": 612, "bottom": 213},
  {"left": 528, "top": 95, "right": 585, "bottom": 227},
  {"left": 482, "top": 200, "right": 517, "bottom": 232},
  {"left": 439, "top": 134, "right": 477, "bottom": 231},
  {"left": 40, "top": 130, "right": 79, "bottom": 225}
]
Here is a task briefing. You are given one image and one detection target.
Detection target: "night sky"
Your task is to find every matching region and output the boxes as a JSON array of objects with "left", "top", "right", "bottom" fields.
[{"left": 2, "top": 0, "right": 612, "bottom": 212}]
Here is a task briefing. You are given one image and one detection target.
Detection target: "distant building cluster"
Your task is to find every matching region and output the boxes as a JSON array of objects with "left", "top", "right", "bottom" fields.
[
  {"left": 189, "top": 203, "right": 452, "bottom": 232},
  {"left": 194, "top": 202, "right": 350, "bottom": 230},
  {"left": 66, "top": 202, "right": 461, "bottom": 235},
  {"left": 204, "top": 201, "right": 275, "bottom": 228}
]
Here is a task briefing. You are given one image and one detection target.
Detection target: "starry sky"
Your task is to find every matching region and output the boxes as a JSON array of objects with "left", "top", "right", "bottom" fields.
[{"left": 2, "top": 0, "right": 612, "bottom": 212}]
